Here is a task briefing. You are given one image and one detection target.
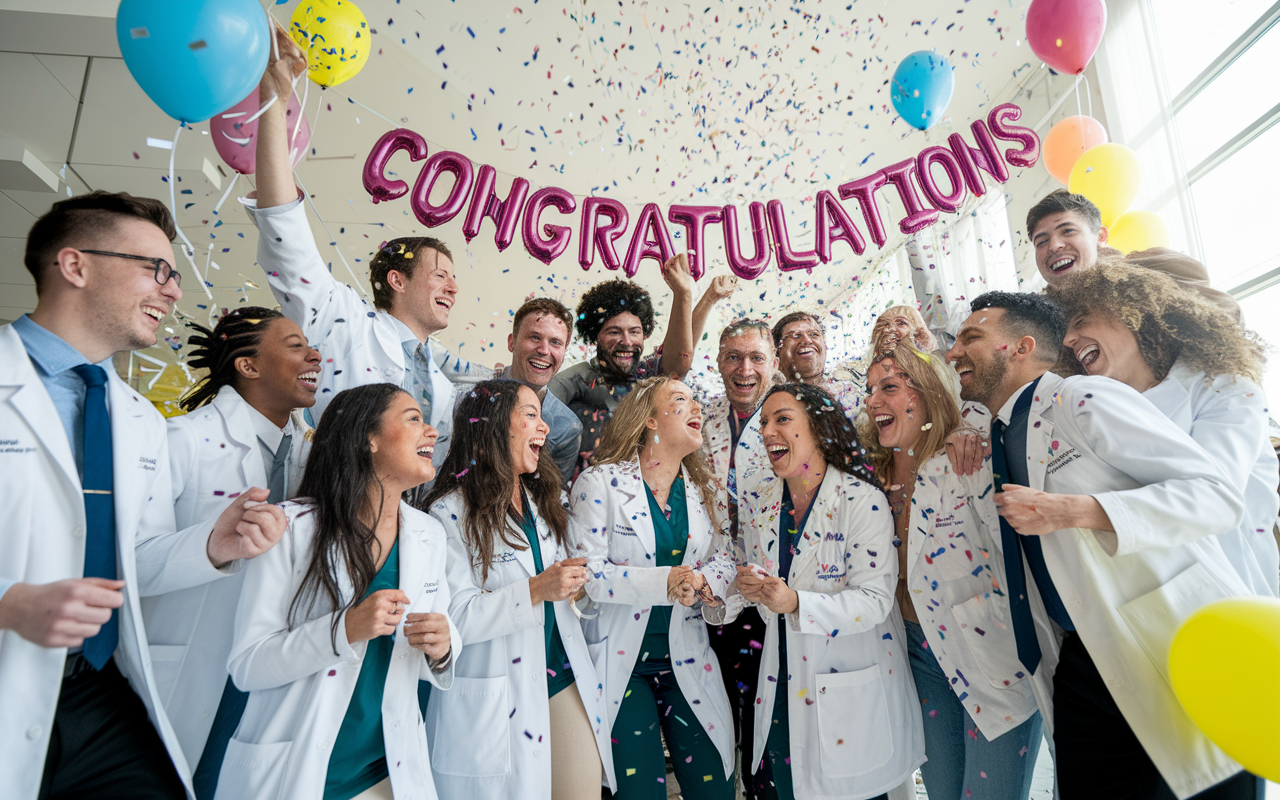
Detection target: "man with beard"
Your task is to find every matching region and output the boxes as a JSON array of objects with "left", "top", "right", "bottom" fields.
[
  {"left": 946, "top": 291, "right": 1259, "bottom": 799},
  {"left": 698, "top": 319, "right": 777, "bottom": 799},
  {"left": 549, "top": 257, "right": 735, "bottom": 477},
  {"left": 771, "top": 311, "right": 863, "bottom": 417}
]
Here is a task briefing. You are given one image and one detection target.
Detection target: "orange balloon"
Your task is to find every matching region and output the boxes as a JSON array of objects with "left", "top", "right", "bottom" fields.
[{"left": 1043, "top": 115, "right": 1108, "bottom": 185}]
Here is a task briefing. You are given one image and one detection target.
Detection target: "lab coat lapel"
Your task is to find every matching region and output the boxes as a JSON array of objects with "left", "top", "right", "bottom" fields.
[
  {"left": 505, "top": 514, "right": 539, "bottom": 579},
  {"left": 107, "top": 374, "right": 151, "bottom": 559},
  {"left": 2, "top": 329, "right": 79, "bottom": 494},
  {"left": 1024, "top": 372, "right": 1064, "bottom": 493},
  {"left": 785, "top": 470, "right": 835, "bottom": 582},
  {"left": 211, "top": 386, "right": 270, "bottom": 489},
  {"left": 621, "top": 459, "right": 658, "bottom": 557},
  {"left": 287, "top": 410, "right": 313, "bottom": 498}
]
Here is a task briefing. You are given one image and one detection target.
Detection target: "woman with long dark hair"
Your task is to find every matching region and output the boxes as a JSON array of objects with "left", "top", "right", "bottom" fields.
[
  {"left": 421, "top": 379, "right": 614, "bottom": 800},
  {"left": 732, "top": 383, "right": 924, "bottom": 800},
  {"left": 218, "top": 383, "right": 457, "bottom": 800},
  {"left": 141, "top": 306, "right": 321, "bottom": 799},
  {"left": 570, "top": 375, "right": 737, "bottom": 800}
]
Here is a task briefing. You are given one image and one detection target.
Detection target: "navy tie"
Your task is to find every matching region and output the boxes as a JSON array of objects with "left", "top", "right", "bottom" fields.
[
  {"left": 73, "top": 364, "right": 118, "bottom": 670},
  {"left": 990, "top": 416, "right": 1042, "bottom": 676}
]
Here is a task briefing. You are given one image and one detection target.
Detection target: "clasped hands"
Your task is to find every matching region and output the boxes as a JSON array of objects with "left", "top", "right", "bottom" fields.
[
  {"left": 346, "top": 589, "right": 451, "bottom": 667},
  {"left": 736, "top": 565, "right": 799, "bottom": 615},
  {"left": 667, "top": 565, "right": 719, "bottom": 607}
]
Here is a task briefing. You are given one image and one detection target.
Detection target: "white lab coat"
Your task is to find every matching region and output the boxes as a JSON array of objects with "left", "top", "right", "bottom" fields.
[
  {"left": 905, "top": 454, "right": 1041, "bottom": 741},
  {"left": 141, "top": 384, "right": 313, "bottom": 767},
  {"left": 425, "top": 491, "right": 616, "bottom": 799},
  {"left": 699, "top": 395, "right": 770, "bottom": 538},
  {"left": 1015, "top": 372, "right": 1251, "bottom": 799},
  {"left": 568, "top": 459, "right": 738, "bottom": 779},
  {"left": 1144, "top": 361, "right": 1280, "bottom": 597},
  {"left": 217, "top": 499, "right": 458, "bottom": 800},
  {"left": 242, "top": 197, "right": 489, "bottom": 468},
  {"left": 730, "top": 469, "right": 926, "bottom": 800},
  {"left": 0, "top": 324, "right": 235, "bottom": 799}
]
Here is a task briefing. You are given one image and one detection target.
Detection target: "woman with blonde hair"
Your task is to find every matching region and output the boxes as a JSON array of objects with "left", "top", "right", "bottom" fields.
[
  {"left": 1048, "top": 257, "right": 1277, "bottom": 597},
  {"left": 860, "top": 345, "right": 1043, "bottom": 800},
  {"left": 570, "top": 375, "right": 737, "bottom": 800},
  {"left": 870, "top": 304, "right": 938, "bottom": 359}
]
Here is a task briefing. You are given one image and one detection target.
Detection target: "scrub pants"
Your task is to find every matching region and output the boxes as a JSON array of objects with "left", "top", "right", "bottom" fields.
[
  {"left": 611, "top": 637, "right": 734, "bottom": 800},
  {"left": 905, "top": 620, "right": 1043, "bottom": 800}
]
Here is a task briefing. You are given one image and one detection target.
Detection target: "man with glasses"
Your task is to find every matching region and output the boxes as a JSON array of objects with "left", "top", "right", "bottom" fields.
[
  {"left": 0, "top": 190, "right": 288, "bottom": 798},
  {"left": 770, "top": 311, "right": 863, "bottom": 417}
]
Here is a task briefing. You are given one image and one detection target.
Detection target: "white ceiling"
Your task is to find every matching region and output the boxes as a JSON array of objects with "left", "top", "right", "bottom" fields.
[{"left": 0, "top": 0, "right": 1081, "bottom": 372}]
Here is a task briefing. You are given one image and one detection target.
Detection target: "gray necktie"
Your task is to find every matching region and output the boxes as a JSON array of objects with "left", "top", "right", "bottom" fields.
[{"left": 260, "top": 433, "right": 292, "bottom": 504}]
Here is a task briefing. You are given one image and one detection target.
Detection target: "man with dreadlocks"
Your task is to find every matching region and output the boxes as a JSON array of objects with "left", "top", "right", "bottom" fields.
[
  {"left": 243, "top": 29, "right": 488, "bottom": 489},
  {"left": 549, "top": 263, "right": 736, "bottom": 479}
]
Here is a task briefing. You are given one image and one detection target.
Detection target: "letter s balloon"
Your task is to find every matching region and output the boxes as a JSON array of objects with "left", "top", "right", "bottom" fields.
[{"left": 987, "top": 103, "right": 1041, "bottom": 169}]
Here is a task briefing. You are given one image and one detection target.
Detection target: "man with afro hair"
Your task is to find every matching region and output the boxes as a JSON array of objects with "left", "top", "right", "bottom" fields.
[{"left": 549, "top": 254, "right": 735, "bottom": 478}]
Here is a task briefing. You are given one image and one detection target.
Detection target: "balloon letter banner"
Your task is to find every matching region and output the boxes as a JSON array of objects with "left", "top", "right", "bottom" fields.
[{"left": 361, "top": 105, "right": 1039, "bottom": 278}]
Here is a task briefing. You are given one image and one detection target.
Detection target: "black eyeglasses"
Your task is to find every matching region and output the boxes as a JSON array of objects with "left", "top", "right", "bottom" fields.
[{"left": 77, "top": 250, "right": 183, "bottom": 288}]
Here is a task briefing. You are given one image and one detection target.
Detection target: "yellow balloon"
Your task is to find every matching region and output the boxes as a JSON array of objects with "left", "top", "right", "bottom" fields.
[
  {"left": 1106, "top": 210, "right": 1170, "bottom": 254},
  {"left": 290, "top": 0, "right": 370, "bottom": 88},
  {"left": 1068, "top": 142, "right": 1141, "bottom": 228},
  {"left": 141, "top": 363, "right": 197, "bottom": 419},
  {"left": 1169, "top": 597, "right": 1280, "bottom": 781}
]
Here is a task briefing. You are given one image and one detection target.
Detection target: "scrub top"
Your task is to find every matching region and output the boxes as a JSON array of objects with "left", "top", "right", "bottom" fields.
[
  {"left": 776, "top": 480, "right": 819, "bottom": 698},
  {"left": 643, "top": 475, "right": 689, "bottom": 646},
  {"left": 518, "top": 492, "right": 576, "bottom": 698},
  {"left": 324, "top": 538, "right": 399, "bottom": 800}
]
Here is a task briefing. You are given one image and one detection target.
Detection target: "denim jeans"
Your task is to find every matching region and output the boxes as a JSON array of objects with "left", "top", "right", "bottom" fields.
[{"left": 905, "top": 620, "right": 1043, "bottom": 800}]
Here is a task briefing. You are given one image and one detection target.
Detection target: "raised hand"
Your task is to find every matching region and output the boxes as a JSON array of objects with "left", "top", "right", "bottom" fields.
[
  {"left": 404, "top": 611, "right": 451, "bottom": 662},
  {"left": 206, "top": 489, "right": 288, "bottom": 568},
  {"left": 529, "top": 557, "right": 589, "bottom": 603}
]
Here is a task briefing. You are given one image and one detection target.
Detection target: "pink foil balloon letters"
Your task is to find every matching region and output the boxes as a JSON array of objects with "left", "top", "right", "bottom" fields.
[
  {"left": 721, "top": 203, "right": 772, "bottom": 280},
  {"left": 814, "top": 190, "right": 866, "bottom": 261},
  {"left": 522, "top": 187, "right": 577, "bottom": 265},
  {"left": 767, "top": 200, "right": 820, "bottom": 271},
  {"left": 363, "top": 128, "right": 428, "bottom": 204},
  {"left": 623, "top": 203, "right": 676, "bottom": 278},
  {"left": 411, "top": 151, "right": 475, "bottom": 227},
  {"left": 882, "top": 158, "right": 940, "bottom": 235},
  {"left": 578, "top": 197, "right": 629, "bottom": 272},
  {"left": 839, "top": 171, "right": 890, "bottom": 248},
  {"left": 667, "top": 205, "right": 723, "bottom": 279},
  {"left": 916, "top": 146, "right": 967, "bottom": 212},
  {"left": 987, "top": 103, "right": 1042, "bottom": 169},
  {"left": 463, "top": 165, "right": 529, "bottom": 252}
]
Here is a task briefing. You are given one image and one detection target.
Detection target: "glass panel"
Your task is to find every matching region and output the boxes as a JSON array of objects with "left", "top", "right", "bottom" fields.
[
  {"left": 1238, "top": 286, "right": 1280, "bottom": 408},
  {"left": 1149, "top": 0, "right": 1273, "bottom": 98},
  {"left": 1175, "top": 20, "right": 1280, "bottom": 169},
  {"left": 1190, "top": 121, "right": 1280, "bottom": 289}
]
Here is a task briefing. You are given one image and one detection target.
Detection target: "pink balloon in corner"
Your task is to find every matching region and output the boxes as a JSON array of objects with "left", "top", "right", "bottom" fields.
[
  {"left": 211, "top": 90, "right": 310, "bottom": 175},
  {"left": 1026, "top": 0, "right": 1107, "bottom": 76}
]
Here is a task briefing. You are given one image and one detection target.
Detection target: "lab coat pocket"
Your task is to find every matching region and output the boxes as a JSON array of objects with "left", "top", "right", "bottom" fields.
[
  {"left": 951, "top": 594, "right": 1027, "bottom": 689},
  {"left": 217, "top": 738, "right": 292, "bottom": 800},
  {"left": 147, "top": 644, "right": 188, "bottom": 704},
  {"left": 1117, "top": 562, "right": 1235, "bottom": 688},
  {"left": 815, "top": 666, "right": 893, "bottom": 778},
  {"left": 429, "top": 675, "right": 512, "bottom": 778}
]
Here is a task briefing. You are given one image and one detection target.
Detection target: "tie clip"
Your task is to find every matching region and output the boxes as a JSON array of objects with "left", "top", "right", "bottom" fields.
[{"left": 83, "top": 489, "right": 112, "bottom": 495}]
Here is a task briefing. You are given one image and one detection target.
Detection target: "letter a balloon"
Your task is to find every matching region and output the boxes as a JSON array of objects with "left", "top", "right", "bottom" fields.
[
  {"left": 1169, "top": 597, "right": 1280, "bottom": 782},
  {"left": 291, "top": 0, "right": 370, "bottom": 87},
  {"left": 1068, "top": 143, "right": 1140, "bottom": 229},
  {"left": 1026, "top": 0, "right": 1107, "bottom": 75}
]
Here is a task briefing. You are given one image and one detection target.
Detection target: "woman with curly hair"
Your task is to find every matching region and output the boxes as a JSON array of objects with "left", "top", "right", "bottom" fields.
[
  {"left": 420, "top": 380, "right": 615, "bottom": 800},
  {"left": 860, "top": 346, "right": 1043, "bottom": 800},
  {"left": 569, "top": 375, "right": 737, "bottom": 800},
  {"left": 722, "top": 383, "right": 924, "bottom": 800},
  {"left": 142, "top": 306, "right": 321, "bottom": 799},
  {"left": 1047, "top": 257, "right": 1277, "bottom": 596}
]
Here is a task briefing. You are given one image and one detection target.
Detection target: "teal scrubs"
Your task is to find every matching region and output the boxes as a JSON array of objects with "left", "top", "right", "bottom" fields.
[
  {"left": 611, "top": 476, "right": 733, "bottom": 800},
  {"left": 516, "top": 493, "right": 576, "bottom": 698},
  {"left": 324, "top": 539, "right": 399, "bottom": 800}
]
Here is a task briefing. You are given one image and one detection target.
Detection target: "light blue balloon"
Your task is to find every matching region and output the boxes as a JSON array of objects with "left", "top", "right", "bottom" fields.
[
  {"left": 116, "top": 0, "right": 270, "bottom": 124},
  {"left": 890, "top": 51, "right": 955, "bottom": 131}
]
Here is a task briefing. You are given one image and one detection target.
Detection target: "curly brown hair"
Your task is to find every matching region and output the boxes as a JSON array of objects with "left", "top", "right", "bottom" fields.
[
  {"left": 763, "top": 383, "right": 877, "bottom": 486},
  {"left": 1045, "top": 256, "right": 1265, "bottom": 384}
]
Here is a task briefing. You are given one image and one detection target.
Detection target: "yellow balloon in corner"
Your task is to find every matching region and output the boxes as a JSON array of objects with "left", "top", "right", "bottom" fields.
[
  {"left": 1068, "top": 142, "right": 1141, "bottom": 228},
  {"left": 290, "top": 0, "right": 370, "bottom": 88},
  {"left": 1169, "top": 597, "right": 1280, "bottom": 782},
  {"left": 1106, "top": 210, "right": 1170, "bottom": 254}
]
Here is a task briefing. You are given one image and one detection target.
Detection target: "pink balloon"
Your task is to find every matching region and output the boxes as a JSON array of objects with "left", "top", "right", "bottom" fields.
[
  {"left": 987, "top": 103, "right": 1041, "bottom": 169},
  {"left": 578, "top": 197, "right": 629, "bottom": 272},
  {"left": 410, "top": 151, "right": 474, "bottom": 227},
  {"left": 721, "top": 203, "right": 771, "bottom": 280},
  {"left": 1026, "top": 0, "right": 1107, "bottom": 75},
  {"left": 883, "top": 158, "right": 940, "bottom": 235},
  {"left": 522, "top": 187, "right": 577, "bottom": 265},
  {"left": 768, "top": 200, "right": 820, "bottom": 272},
  {"left": 667, "top": 205, "right": 722, "bottom": 279},
  {"left": 211, "top": 91, "right": 311, "bottom": 175},
  {"left": 463, "top": 165, "right": 529, "bottom": 251},
  {"left": 363, "top": 129, "right": 428, "bottom": 204},
  {"left": 623, "top": 203, "right": 676, "bottom": 278},
  {"left": 814, "top": 190, "right": 866, "bottom": 262},
  {"left": 948, "top": 121, "right": 1009, "bottom": 197},
  {"left": 916, "top": 146, "right": 967, "bottom": 212},
  {"left": 838, "top": 170, "right": 890, "bottom": 248}
]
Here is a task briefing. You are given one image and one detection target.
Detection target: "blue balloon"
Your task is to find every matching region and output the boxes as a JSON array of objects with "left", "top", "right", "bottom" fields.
[
  {"left": 890, "top": 51, "right": 955, "bottom": 131},
  {"left": 117, "top": 0, "right": 270, "bottom": 124}
]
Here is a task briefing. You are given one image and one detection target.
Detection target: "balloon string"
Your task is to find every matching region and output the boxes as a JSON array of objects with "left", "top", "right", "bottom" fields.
[
  {"left": 244, "top": 93, "right": 278, "bottom": 125},
  {"left": 292, "top": 168, "right": 367, "bottom": 296},
  {"left": 1083, "top": 72, "right": 1093, "bottom": 119},
  {"left": 213, "top": 170, "right": 241, "bottom": 215},
  {"left": 167, "top": 122, "right": 213, "bottom": 300}
]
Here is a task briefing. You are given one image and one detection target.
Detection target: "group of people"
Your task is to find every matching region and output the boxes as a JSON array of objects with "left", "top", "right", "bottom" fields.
[{"left": 3, "top": 27, "right": 1277, "bottom": 800}]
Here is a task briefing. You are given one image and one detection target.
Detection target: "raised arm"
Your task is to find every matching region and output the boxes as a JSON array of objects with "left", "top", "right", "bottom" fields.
[
  {"left": 256, "top": 21, "right": 307, "bottom": 211},
  {"left": 658, "top": 254, "right": 696, "bottom": 378},
  {"left": 690, "top": 274, "right": 738, "bottom": 354}
]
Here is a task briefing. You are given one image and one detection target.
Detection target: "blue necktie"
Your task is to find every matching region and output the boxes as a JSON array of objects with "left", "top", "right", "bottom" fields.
[
  {"left": 990, "top": 416, "right": 1042, "bottom": 676},
  {"left": 73, "top": 364, "right": 118, "bottom": 670}
]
